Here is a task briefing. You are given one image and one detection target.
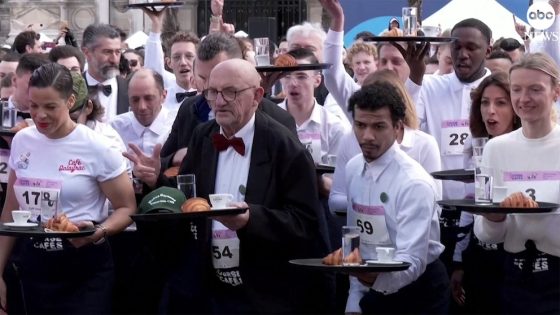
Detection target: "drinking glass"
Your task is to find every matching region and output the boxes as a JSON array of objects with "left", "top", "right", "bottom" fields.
[
  {"left": 1, "top": 101, "right": 16, "bottom": 129},
  {"left": 177, "top": 174, "right": 196, "bottom": 199},
  {"left": 402, "top": 7, "right": 418, "bottom": 36},
  {"left": 254, "top": 38, "right": 271, "bottom": 66},
  {"left": 475, "top": 166, "right": 493, "bottom": 204},
  {"left": 471, "top": 137, "right": 489, "bottom": 167},
  {"left": 40, "top": 191, "right": 58, "bottom": 223},
  {"left": 342, "top": 226, "right": 361, "bottom": 266}
]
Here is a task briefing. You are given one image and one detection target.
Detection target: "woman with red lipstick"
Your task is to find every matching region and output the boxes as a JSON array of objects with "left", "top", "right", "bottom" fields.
[
  {"left": 474, "top": 53, "right": 560, "bottom": 314},
  {"left": 451, "top": 71, "right": 520, "bottom": 313},
  {"left": 0, "top": 63, "right": 136, "bottom": 313}
]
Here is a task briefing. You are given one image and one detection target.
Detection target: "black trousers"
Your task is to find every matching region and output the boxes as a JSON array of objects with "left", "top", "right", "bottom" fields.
[
  {"left": 17, "top": 237, "right": 114, "bottom": 314},
  {"left": 360, "top": 259, "right": 450, "bottom": 314}
]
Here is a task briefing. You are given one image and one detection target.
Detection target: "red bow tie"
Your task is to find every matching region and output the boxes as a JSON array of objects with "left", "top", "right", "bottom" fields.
[{"left": 212, "top": 133, "right": 245, "bottom": 156}]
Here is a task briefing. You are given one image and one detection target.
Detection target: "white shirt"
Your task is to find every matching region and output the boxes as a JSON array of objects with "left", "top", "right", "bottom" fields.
[
  {"left": 9, "top": 124, "right": 125, "bottom": 223},
  {"left": 145, "top": 32, "right": 177, "bottom": 90},
  {"left": 212, "top": 113, "right": 256, "bottom": 286},
  {"left": 85, "top": 71, "right": 118, "bottom": 122},
  {"left": 474, "top": 126, "right": 560, "bottom": 257},
  {"left": 163, "top": 82, "right": 197, "bottom": 112},
  {"left": 278, "top": 99, "right": 349, "bottom": 164},
  {"left": 110, "top": 107, "right": 174, "bottom": 156},
  {"left": 417, "top": 70, "right": 490, "bottom": 199},
  {"left": 329, "top": 127, "right": 442, "bottom": 213},
  {"left": 345, "top": 143, "right": 444, "bottom": 312}
]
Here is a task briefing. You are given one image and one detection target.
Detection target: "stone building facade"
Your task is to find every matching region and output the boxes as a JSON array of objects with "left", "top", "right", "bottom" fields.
[{"left": 0, "top": 0, "right": 323, "bottom": 46}]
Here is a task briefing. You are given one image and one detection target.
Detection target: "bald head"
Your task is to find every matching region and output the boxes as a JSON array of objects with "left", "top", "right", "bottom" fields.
[
  {"left": 129, "top": 68, "right": 164, "bottom": 93},
  {"left": 128, "top": 68, "right": 166, "bottom": 127},
  {"left": 210, "top": 59, "right": 261, "bottom": 87},
  {"left": 207, "top": 59, "right": 264, "bottom": 137}
]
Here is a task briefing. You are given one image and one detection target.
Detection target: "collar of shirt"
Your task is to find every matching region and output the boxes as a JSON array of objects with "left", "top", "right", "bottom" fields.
[
  {"left": 85, "top": 71, "right": 117, "bottom": 89},
  {"left": 279, "top": 98, "right": 321, "bottom": 130},
  {"left": 219, "top": 113, "right": 256, "bottom": 154},
  {"left": 400, "top": 126, "right": 415, "bottom": 149},
  {"left": 449, "top": 68, "right": 491, "bottom": 92},
  {"left": 361, "top": 142, "right": 399, "bottom": 182},
  {"left": 130, "top": 107, "right": 170, "bottom": 138}
]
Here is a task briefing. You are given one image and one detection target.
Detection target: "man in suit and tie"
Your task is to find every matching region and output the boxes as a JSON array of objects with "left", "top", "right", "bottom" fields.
[
  {"left": 159, "top": 32, "right": 296, "bottom": 169},
  {"left": 82, "top": 24, "right": 129, "bottom": 121},
  {"left": 125, "top": 58, "right": 332, "bottom": 313}
]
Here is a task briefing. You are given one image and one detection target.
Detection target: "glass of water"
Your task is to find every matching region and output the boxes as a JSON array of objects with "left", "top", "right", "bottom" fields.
[
  {"left": 254, "top": 37, "right": 271, "bottom": 66},
  {"left": 475, "top": 166, "right": 493, "bottom": 204},
  {"left": 177, "top": 174, "right": 196, "bottom": 199},
  {"left": 1, "top": 100, "right": 16, "bottom": 129},
  {"left": 402, "top": 7, "right": 418, "bottom": 36},
  {"left": 342, "top": 226, "right": 361, "bottom": 266},
  {"left": 40, "top": 191, "right": 58, "bottom": 224},
  {"left": 471, "top": 137, "right": 489, "bottom": 167}
]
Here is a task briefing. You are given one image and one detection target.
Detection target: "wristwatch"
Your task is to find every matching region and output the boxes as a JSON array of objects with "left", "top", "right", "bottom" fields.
[{"left": 210, "top": 14, "right": 222, "bottom": 24}]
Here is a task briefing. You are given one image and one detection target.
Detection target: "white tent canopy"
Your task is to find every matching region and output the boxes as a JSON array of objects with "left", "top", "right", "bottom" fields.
[
  {"left": 423, "top": 0, "right": 530, "bottom": 43},
  {"left": 125, "top": 31, "right": 148, "bottom": 49}
]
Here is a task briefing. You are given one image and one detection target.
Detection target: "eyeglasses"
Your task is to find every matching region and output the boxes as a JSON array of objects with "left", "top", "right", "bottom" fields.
[
  {"left": 203, "top": 86, "right": 256, "bottom": 102},
  {"left": 127, "top": 59, "right": 138, "bottom": 67}
]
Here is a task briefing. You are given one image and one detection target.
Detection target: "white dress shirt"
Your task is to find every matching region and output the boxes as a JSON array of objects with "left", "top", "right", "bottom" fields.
[
  {"left": 416, "top": 70, "right": 490, "bottom": 199},
  {"left": 278, "top": 99, "right": 350, "bottom": 164},
  {"left": 345, "top": 143, "right": 444, "bottom": 313},
  {"left": 212, "top": 113, "right": 256, "bottom": 286},
  {"left": 163, "top": 82, "right": 197, "bottom": 112},
  {"left": 329, "top": 127, "right": 442, "bottom": 213},
  {"left": 85, "top": 71, "right": 118, "bottom": 122},
  {"left": 110, "top": 107, "right": 174, "bottom": 156}
]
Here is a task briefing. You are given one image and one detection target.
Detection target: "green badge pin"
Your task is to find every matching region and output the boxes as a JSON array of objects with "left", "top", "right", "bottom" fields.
[
  {"left": 380, "top": 192, "right": 389, "bottom": 203},
  {"left": 239, "top": 185, "right": 246, "bottom": 195}
]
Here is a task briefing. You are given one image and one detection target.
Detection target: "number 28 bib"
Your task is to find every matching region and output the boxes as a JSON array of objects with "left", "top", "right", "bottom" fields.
[{"left": 441, "top": 119, "right": 470, "bottom": 156}]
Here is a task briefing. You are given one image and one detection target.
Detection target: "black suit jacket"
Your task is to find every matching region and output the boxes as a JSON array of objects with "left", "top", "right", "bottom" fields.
[
  {"left": 83, "top": 72, "right": 129, "bottom": 115},
  {"left": 160, "top": 95, "right": 297, "bottom": 168},
  {"left": 167, "top": 111, "right": 332, "bottom": 313}
]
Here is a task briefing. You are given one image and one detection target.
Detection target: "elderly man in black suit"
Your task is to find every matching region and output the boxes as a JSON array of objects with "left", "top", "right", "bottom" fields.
[
  {"left": 159, "top": 32, "right": 296, "bottom": 169},
  {"left": 82, "top": 24, "right": 129, "bottom": 121},
  {"left": 126, "top": 58, "right": 332, "bottom": 313}
]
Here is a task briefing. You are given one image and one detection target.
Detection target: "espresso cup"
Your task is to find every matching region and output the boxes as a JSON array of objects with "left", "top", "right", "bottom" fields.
[
  {"left": 12, "top": 210, "right": 31, "bottom": 225},
  {"left": 209, "top": 193, "right": 234, "bottom": 209},
  {"left": 376, "top": 246, "right": 395, "bottom": 262}
]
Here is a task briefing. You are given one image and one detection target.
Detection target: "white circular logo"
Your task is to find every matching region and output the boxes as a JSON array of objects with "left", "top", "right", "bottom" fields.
[{"left": 527, "top": 1, "right": 555, "bottom": 30}]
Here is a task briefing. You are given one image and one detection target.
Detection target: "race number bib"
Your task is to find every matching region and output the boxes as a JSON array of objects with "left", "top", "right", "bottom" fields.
[
  {"left": 298, "top": 132, "right": 321, "bottom": 164},
  {"left": 0, "top": 149, "right": 10, "bottom": 183},
  {"left": 351, "top": 202, "right": 391, "bottom": 246},
  {"left": 13, "top": 177, "right": 62, "bottom": 220},
  {"left": 441, "top": 119, "right": 470, "bottom": 156},
  {"left": 212, "top": 228, "right": 240, "bottom": 270},
  {"left": 503, "top": 171, "right": 560, "bottom": 203}
]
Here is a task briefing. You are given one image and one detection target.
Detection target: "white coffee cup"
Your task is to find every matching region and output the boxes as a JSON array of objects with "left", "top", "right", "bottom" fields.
[
  {"left": 12, "top": 210, "right": 31, "bottom": 225},
  {"left": 376, "top": 246, "right": 395, "bottom": 262},
  {"left": 209, "top": 193, "right": 234, "bottom": 209},
  {"left": 493, "top": 186, "right": 508, "bottom": 203}
]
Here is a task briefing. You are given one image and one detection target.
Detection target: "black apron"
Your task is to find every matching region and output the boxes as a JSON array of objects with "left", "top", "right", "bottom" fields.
[
  {"left": 16, "top": 237, "right": 114, "bottom": 314},
  {"left": 502, "top": 240, "right": 560, "bottom": 314}
]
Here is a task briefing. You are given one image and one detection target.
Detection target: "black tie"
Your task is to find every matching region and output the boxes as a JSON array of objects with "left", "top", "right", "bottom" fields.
[
  {"left": 88, "top": 84, "right": 112, "bottom": 96},
  {"left": 176, "top": 91, "right": 197, "bottom": 103}
]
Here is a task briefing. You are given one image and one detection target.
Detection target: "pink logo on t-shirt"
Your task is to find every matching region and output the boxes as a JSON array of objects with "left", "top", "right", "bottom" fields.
[{"left": 59, "top": 159, "right": 86, "bottom": 173}]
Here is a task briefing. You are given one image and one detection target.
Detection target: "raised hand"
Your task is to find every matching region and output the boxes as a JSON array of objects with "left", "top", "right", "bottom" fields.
[
  {"left": 392, "top": 40, "right": 430, "bottom": 85},
  {"left": 122, "top": 143, "right": 162, "bottom": 188}
]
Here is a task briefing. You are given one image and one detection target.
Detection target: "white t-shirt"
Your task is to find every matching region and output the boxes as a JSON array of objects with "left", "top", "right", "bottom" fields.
[
  {"left": 345, "top": 143, "right": 443, "bottom": 312},
  {"left": 9, "top": 125, "right": 126, "bottom": 223},
  {"left": 474, "top": 126, "right": 560, "bottom": 257},
  {"left": 278, "top": 99, "right": 350, "bottom": 164},
  {"left": 417, "top": 70, "right": 490, "bottom": 199}
]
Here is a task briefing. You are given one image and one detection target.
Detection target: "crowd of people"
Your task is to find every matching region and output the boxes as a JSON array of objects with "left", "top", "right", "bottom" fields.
[{"left": 0, "top": 0, "right": 556, "bottom": 313}]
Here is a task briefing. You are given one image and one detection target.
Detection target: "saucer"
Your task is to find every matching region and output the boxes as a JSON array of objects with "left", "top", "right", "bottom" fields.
[
  {"left": 366, "top": 259, "right": 403, "bottom": 265},
  {"left": 211, "top": 206, "right": 237, "bottom": 210},
  {"left": 4, "top": 222, "right": 38, "bottom": 228}
]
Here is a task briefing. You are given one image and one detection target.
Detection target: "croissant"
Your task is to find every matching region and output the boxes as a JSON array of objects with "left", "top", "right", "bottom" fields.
[
  {"left": 499, "top": 192, "right": 538, "bottom": 208},
  {"left": 181, "top": 197, "right": 211, "bottom": 213},
  {"left": 46, "top": 214, "right": 79, "bottom": 232},
  {"left": 274, "top": 54, "right": 297, "bottom": 67},
  {"left": 322, "top": 248, "right": 361, "bottom": 265}
]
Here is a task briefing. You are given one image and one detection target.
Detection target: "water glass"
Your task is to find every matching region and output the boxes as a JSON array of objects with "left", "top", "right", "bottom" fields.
[
  {"left": 254, "top": 37, "right": 271, "bottom": 66},
  {"left": 177, "top": 174, "right": 196, "bottom": 199},
  {"left": 1, "top": 101, "right": 16, "bottom": 129},
  {"left": 475, "top": 166, "right": 493, "bottom": 204},
  {"left": 342, "top": 226, "right": 361, "bottom": 266},
  {"left": 40, "top": 191, "right": 58, "bottom": 223},
  {"left": 402, "top": 7, "right": 418, "bottom": 36},
  {"left": 471, "top": 137, "right": 489, "bottom": 167}
]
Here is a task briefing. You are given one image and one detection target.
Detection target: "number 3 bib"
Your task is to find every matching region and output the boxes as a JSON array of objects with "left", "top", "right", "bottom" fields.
[
  {"left": 351, "top": 202, "right": 391, "bottom": 246},
  {"left": 14, "top": 177, "right": 62, "bottom": 220},
  {"left": 503, "top": 171, "right": 560, "bottom": 203},
  {"left": 441, "top": 119, "right": 470, "bottom": 156}
]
